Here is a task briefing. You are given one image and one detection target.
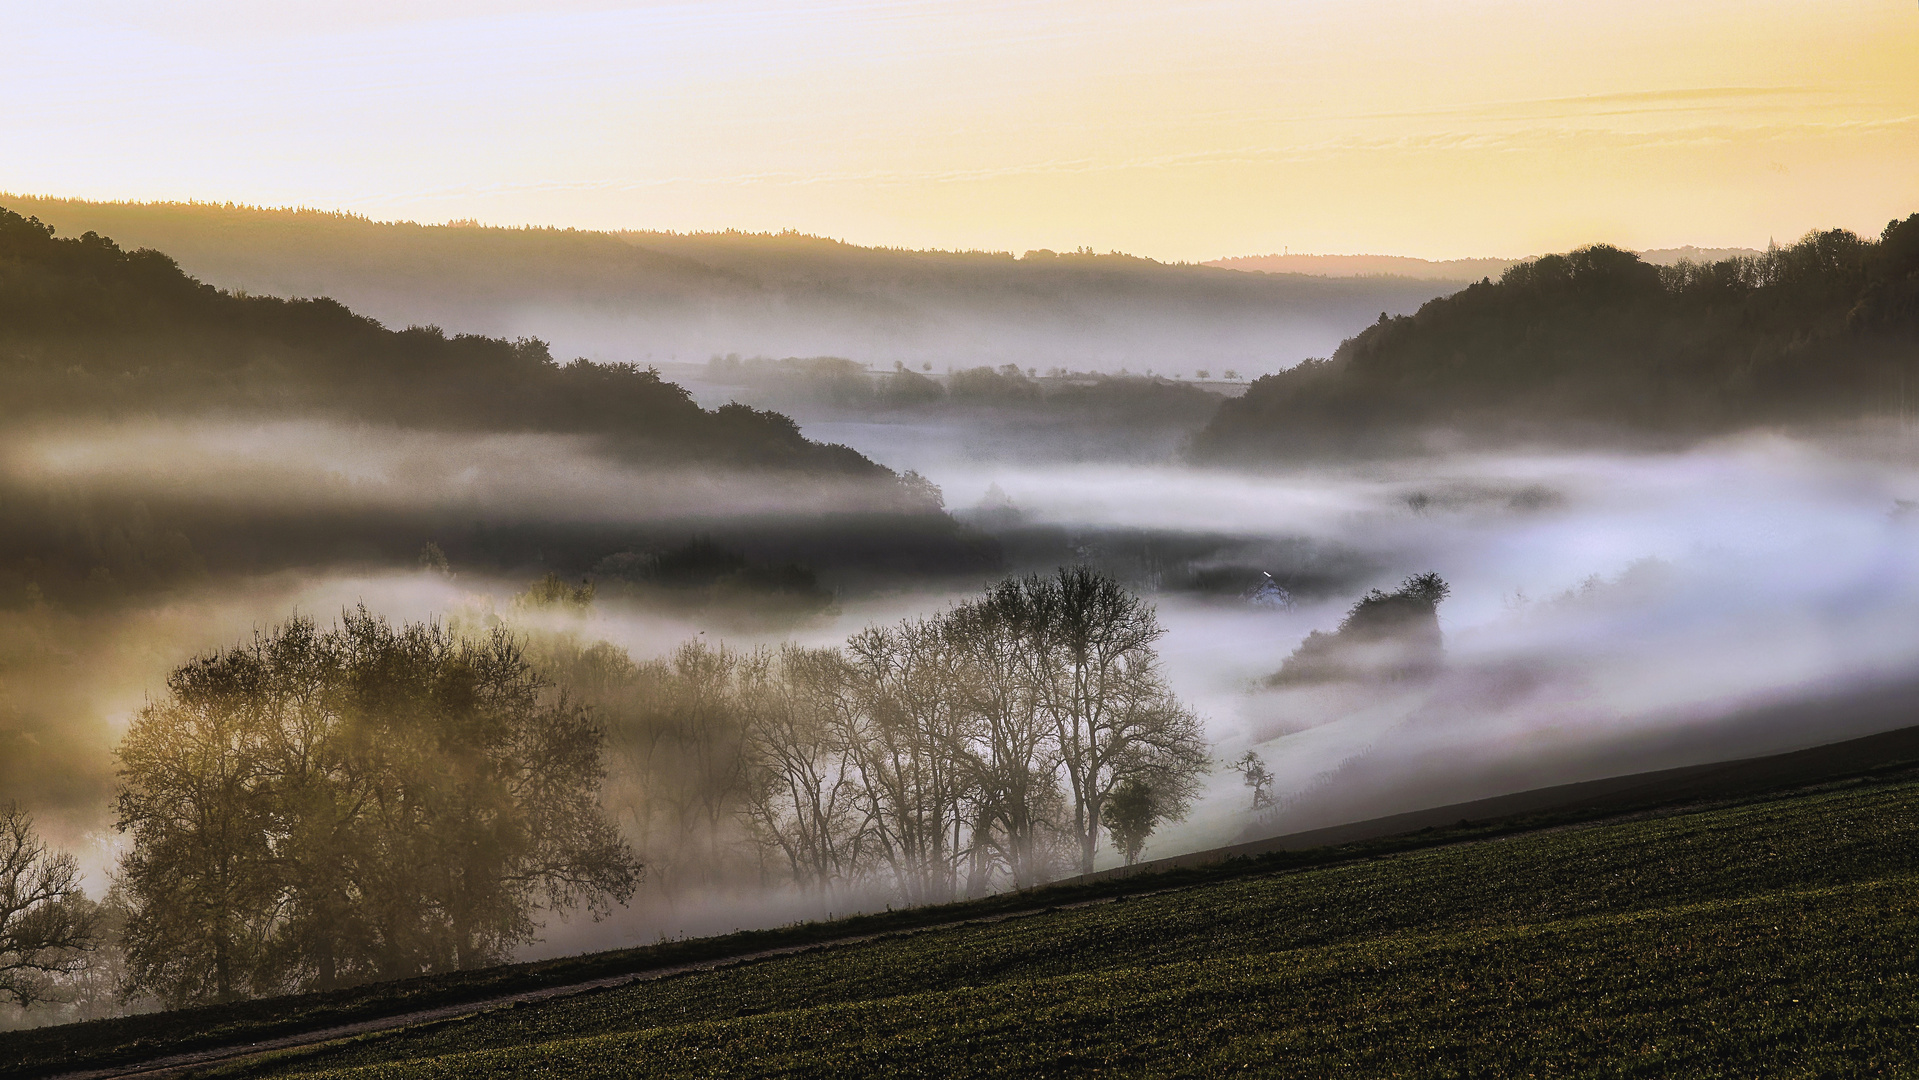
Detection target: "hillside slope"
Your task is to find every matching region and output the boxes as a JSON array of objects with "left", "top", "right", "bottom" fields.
[
  {"left": 0, "top": 206, "right": 879, "bottom": 472},
  {"left": 1193, "top": 216, "right": 1919, "bottom": 459},
  {"left": 0, "top": 197, "right": 1456, "bottom": 374},
  {"left": 41, "top": 773, "right": 1919, "bottom": 1078},
  {"left": 10, "top": 722, "right": 1919, "bottom": 1078},
  {"left": 1206, "top": 246, "right": 1762, "bottom": 281}
]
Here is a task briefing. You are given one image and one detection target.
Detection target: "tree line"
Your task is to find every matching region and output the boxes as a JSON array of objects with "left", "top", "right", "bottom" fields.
[
  {"left": 531, "top": 567, "right": 1207, "bottom": 904},
  {"left": 708, "top": 353, "right": 1226, "bottom": 427},
  {"left": 0, "top": 568, "right": 1207, "bottom": 1014}
]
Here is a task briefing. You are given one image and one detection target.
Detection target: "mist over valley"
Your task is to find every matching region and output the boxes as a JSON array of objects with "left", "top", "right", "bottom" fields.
[{"left": 6, "top": 169, "right": 1919, "bottom": 1079}]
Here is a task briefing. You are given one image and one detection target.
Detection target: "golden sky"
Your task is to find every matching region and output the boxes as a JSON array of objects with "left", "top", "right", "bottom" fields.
[{"left": 7, "top": 0, "right": 1917, "bottom": 260}]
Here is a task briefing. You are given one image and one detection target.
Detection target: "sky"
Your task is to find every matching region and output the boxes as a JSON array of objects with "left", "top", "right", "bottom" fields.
[{"left": 6, "top": 0, "right": 1917, "bottom": 261}]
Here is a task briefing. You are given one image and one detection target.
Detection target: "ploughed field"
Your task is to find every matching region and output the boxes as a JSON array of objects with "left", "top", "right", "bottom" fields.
[{"left": 195, "top": 776, "right": 1919, "bottom": 1078}]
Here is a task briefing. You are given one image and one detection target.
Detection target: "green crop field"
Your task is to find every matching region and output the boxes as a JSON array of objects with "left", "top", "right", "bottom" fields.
[{"left": 189, "top": 776, "right": 1919, "bottom": 1079}]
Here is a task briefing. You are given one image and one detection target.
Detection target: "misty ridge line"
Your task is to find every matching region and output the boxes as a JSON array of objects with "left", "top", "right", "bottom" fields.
[
  {"left": 0, "top": 195, "right": 1455, "bottom": 374},
  {"left": 1207, "top": 245, "right": 1765, "bottom": 282},
  {"left": 0, "top": 201, "right": 994, "bottom": 597}
]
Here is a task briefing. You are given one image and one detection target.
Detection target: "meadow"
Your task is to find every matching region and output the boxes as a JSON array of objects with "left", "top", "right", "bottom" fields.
[{"left": 136, "top": 772, "right": 1919, "bottom": 1078}]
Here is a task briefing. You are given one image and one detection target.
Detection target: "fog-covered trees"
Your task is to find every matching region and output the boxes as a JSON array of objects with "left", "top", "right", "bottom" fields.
[
  {"left": 105, "top": 569, "right": 1205, "bottom": 1005},
  {"left": 1000, "top": 569, "right": 1207, "bottom": 873},
  {"left": 1269, "top": 572, "right": 1450, "bottom": 686},
  {"left": 739, "top": 647, "right": 871, "bottom": 892},
  {"left": 114, "top": 611, "right": 638, "bottom": 1006},
  {"left": 564, "top": 568, "right": 1208, "bottom": 901},
  {"left": 0, "top": 207, "right": 901, "bottom": 480},
  {"left": 0, "top": 806, "right": 99, "bottom": 1007}
]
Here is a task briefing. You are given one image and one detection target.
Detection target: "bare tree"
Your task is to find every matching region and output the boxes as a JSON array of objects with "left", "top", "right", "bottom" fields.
[
  {"left": 842, "top": 619, "right": 974, "bottom": 904},
  {"left": 521, "top": 569, "right": 1208, "bottom": 904},
  {"left": 738, "top": 647, "right": 872, "bottom": 894},
  {"left": 945, "top": 593, "right": 1062, "bottom": 891},
  {"left": 657, "top": 641, "right": 752, "bottom": 893},
  {"left": 1231, "top": 752, "right": 1275, "bottom": 814},
  {"left": 0, "top": 805, "right": 99, "bottom": 1007},
  {"left": 1007, "top": 568, "right": 1207, "bottom": 874}
]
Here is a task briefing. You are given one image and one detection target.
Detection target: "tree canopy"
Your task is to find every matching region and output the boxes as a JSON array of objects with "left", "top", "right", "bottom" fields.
[
  {"left": 0, "top": 805, "right": 99, "bottom": 1008},
  {"left": 114, "top": 611, "right": 638, "bottom": 1005}
]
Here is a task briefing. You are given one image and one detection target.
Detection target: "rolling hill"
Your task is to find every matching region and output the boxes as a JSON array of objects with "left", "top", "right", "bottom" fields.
[
  {"left": 0, "top": 196, "right": 1457, "bottom": 376},
  {"left": 1193, "top": 215, "right": 1919, "bottom": 459}
]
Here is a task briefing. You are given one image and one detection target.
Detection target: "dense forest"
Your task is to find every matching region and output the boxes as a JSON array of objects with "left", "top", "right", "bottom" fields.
[{"left": 1192, "top": 216, "right": 1919, "bottom": 459}]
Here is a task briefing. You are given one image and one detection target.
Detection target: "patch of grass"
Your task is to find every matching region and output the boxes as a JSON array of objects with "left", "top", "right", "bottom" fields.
[
  {"left": 4, "top": 782, "right": 1686, "bottom": 1079},
  {"left": 212, "top": 779, "right": 1919, "bottom": 1078}
]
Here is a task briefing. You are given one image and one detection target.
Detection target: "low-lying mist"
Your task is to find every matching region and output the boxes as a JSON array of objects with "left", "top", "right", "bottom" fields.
[
  {"left": 4, "top": 419, "right": 920, "bottom": 522},
  {"left": 798, "top": 427, "right": 1919, "bottom": 860},
  {"left": 12, "top": 414, "right": 1919, "bottom": 970}
]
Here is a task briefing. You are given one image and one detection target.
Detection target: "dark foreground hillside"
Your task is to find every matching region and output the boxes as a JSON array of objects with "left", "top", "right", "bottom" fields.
[
  {"left": 16, "top": 767, "right": 1919, "bottom": 1078},
  {"left": 1194, "top": 214, "right": 1919, "bottom": 459}
]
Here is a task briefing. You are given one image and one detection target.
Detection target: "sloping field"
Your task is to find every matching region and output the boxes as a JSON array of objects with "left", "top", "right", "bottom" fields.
[{"left": 189, "top": 775, "right": 1919, "bottom": 1078}]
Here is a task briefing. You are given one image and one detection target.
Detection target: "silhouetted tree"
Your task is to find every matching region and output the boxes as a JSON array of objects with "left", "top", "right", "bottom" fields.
[
  {"left": 1004, "top": 568, "right": 1209, "bottom": 874},
  {"left": 0, "top": 805, "right": 99, "bottom": 1007},
  {"left": 1231, "top": 752, "right": 1274, "bottom": 813},
  {"left": 739, "top": 647, "right": 872, "bottom": 894},
  {"left": 1100, "top": 779, "right": 1156, "bottom": 866}
]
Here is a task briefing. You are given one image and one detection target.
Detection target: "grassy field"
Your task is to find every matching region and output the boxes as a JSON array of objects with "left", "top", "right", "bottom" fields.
[{"left": 171, "top": 775, "right": 1919, "bottom": 1078}]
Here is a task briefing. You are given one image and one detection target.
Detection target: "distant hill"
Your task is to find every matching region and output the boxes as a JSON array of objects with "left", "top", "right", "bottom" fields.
[
  {"left": 0, "top": 205, "right": 1000, "bottom": 608},
  {"left": 0, "top": 205, "right": 882, "bottom": 473},
  {"left": 1192, "top": 218, "right": 1919, "bottom": 460},
  {"left": 0, "top": 196, "right": 1458, "bottom": 376},
  {"left": 1206, "top": 247, "right": 1764, "bottom": 281}
]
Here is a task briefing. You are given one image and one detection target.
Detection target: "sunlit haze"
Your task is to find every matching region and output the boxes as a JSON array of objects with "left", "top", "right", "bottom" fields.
[{"left": 10, "top": 0, "right": 1916, "bottom": 259}]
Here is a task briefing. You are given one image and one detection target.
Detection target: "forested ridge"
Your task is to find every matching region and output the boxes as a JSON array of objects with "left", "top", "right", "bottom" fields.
[
  {"left": 0, "top": 196, "right": 1454, "bottom": 371},
  {"left": 1192, "top": 215, "right": 1919, "bottom": 459},
  {"left": 0, "top": 206, "right": 874, "bottom": 473},
  {"left": 0, "top": 197, "right": 1450, "bottom": 315}
]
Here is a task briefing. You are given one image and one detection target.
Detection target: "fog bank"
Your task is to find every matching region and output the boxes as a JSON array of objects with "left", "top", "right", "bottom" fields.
[{"left": 829, "top": 430, "right": 1919, "bottom": 860}]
